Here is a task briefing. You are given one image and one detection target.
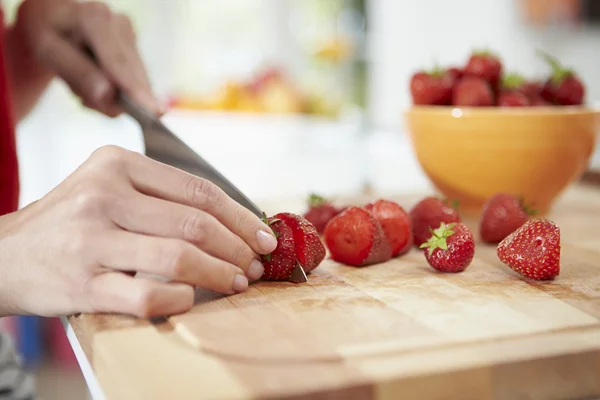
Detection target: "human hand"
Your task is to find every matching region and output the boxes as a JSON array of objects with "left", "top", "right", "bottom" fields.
[
  {"left": 0, "top": 146, "right": 277, "bottom": 318},
  {"left": 12, "top": 0, "right": 163, "bottom": 117}
]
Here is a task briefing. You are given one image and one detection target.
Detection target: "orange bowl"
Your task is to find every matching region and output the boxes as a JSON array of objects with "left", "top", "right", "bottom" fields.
[{"left": 404, "top": 106, "right": 600, "bottom": 216}]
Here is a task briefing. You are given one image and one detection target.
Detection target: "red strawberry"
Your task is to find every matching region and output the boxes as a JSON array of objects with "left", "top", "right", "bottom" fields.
[
  {"left": 497, "top": 218, "right": 560, "bottom": 281},
  {"left": 409, "top": 67, "right": 453, "bottom": 105},
  {"left": 480, "top": 194, "right": 537, "bottom": 243},
  {"left": 445, "top": 67, "right": 464, "bottom": 85},
  {"left": 452, "top": 76, "right": 494, "bottom": 106},
  {"left": 497, "top": 73, "right": 531, "bottom": 107},
  {"left": 275, "top": 212, "right": 326, "bottom": 273},
  {"left": 420, "top": 222, "right": 475, "bottom": 273},
  {"left": 302, "top": 194, "right": 341, "bottom": 234},
  {"left": 537, "top": 50, "right": 585, "bottom": 106},
  {"left": 498, "top": 90, "right": 530, "bottom": 107},
  {"left": 410, "top": 197, "right": 461, "bottom": 247},
  {"left": 324, "top": 206, "right": 392, "bottom": 267},
  {"left": 464, "top": 50, "right": 503, "bottom": 91},
  {"left": 364, "top": 199, "right": 412, "bottom": 256},
  {"left": 521, "top": 81, "right": 543, "bottom": 99},
  {"left": 530, "top": 96, "right": 552, "bottom": 106},
  {"left": 261, "top": 217, "right": 297, "bottom": 281}
]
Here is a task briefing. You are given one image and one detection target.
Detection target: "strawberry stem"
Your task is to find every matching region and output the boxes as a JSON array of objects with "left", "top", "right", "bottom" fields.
[
  {"left": 419, "top": 222, "right": 457, "bottom": 256},
  {"left": 518, "top": 195, "right": 538, "bottom": 216},
  {"left": 536, "top": 49, "right": 574, "bottom": 85},
  {"left": 502, "top": 73, "right": 524, "bottom": 89},
  {"left": 308, "top": 193, "right": 326, "bottom": 207}
]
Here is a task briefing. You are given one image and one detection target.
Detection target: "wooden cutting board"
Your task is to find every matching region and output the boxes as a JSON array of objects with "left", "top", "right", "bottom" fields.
[{"left": 69, "top": 183, "right": 600, "bottom": 400}]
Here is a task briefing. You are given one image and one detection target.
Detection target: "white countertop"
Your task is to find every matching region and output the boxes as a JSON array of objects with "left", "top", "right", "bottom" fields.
[{"left": 15, "top": 108, "right": 436, "bottom": 210}]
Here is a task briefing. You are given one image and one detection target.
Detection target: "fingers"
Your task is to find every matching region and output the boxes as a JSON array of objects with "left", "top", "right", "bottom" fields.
[
  {"left": 111, "top": 193, "right": 265, "bottom": 281},
  {"left": 71, "top": 2, "right": 163, "bottom": 115},
  {"left": 35, "top": 31, "right": 118, "bottom": 116},
  {"left": 51, "top": 1, "right": 163, "bottom": 116},
  {"left": 95, "top": 230, "right": 250, "bottom": 295},
  {"left": 86, "top": 272, "right": 194, "bottom": 318},
  {"left": 123, "top": 152, "right": 278, "bottom": 255}
]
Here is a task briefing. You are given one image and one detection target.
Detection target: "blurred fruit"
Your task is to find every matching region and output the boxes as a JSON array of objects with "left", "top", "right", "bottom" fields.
[
  {"left": 464, "top": 50, "right": 503, "bottom": 91},
  {"left": 410, "top": 68, "right": 454, "bottom": 105},
  {"left": 452, "top": 76, "right": 494, "bottom": 106},
  {"left": 538, "top": 50, "right": 585, "bottom": 106}
]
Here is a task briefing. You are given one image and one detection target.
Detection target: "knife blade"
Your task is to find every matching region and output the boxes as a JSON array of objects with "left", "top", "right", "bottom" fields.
[{"left": 118, "top": 92, "right": 309, "bottom": 284}]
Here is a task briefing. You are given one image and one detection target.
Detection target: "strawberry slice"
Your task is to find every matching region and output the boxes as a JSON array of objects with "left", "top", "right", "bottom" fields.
[
  {"left": 323, "top": 206, "right": 392, "bottom": 267},
  {"left": 275, "top": 212, "right": 326, "bottom": 273},
  {"left": 261, "top": 217, "right": 297, "bottom": 281},
  {"left": 497, "top": 218, "right": 561, "bottom": 281},
  {"left": 364, "top": 199, "right": 412, "bottom": 257}
]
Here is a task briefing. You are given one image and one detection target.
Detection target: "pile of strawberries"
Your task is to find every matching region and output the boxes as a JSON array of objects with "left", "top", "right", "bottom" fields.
[
  {"left": 410, "top": 49, "right": 585, "bottom": 107},
  {"left": 260, "top": 192, "right": 561, "bottom": 283}
]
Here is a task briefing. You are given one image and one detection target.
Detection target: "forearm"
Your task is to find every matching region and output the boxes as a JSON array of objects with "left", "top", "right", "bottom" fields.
[{"left": 4, "top": 24, "right": 55, "bottom": 122}]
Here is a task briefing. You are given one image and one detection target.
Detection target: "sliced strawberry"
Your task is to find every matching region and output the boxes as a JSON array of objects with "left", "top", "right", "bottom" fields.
[
  {"left": 261, "top": 217, "right": 297, "bottom": 281},
  {"left": 497, "top": 218, "right": 560, "bottom": 281},
  {"left": 275, "top": 212, "right": 326, "bottom": 273},
  {"left": 323, "top": 206, "right": 392, "bottom": 267},
  {"left": 364, "top": 199, "right": 412, "bottom": 257}
]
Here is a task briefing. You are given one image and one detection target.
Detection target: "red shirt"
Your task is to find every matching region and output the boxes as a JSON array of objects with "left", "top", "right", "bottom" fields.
[{"left": 0, "top": 8, "right": 20, "bottom": 216}]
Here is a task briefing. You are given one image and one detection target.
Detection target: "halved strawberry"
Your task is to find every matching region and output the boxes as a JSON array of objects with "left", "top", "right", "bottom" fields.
[
  {"left": 324, "top": 206, "right": 392, "bottom": 267},
  {"left": 364, "top": 199, "right": 412, "bottom": 256},
  {"left": 274, "top": 212, "right": 326, "bottom": 273},
  {"left": 261, "top": 216, "right": 297, "bottom": 281},
  {"left": 497, "top": 218, "right": 560, "bottom": 281}
]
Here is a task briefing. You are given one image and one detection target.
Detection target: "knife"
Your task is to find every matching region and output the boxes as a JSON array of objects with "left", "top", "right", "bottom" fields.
[{"left": 118, "top": 92, "right": 309, "bottom": 284}]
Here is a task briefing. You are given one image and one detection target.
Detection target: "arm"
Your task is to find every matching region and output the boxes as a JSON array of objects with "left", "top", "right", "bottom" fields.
[{"left": 4, "top": 23, "right": 55, "bottom": 122}]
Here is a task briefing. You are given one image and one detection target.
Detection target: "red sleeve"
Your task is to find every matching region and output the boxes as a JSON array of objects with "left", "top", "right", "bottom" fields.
[{"left": 0, "top": 7, "right": 20, "bottom": 216}]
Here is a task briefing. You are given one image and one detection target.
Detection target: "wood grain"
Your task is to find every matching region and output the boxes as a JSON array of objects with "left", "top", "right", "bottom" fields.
[{"left": 69, "top": 183, "right": 600, "bottom": 400}]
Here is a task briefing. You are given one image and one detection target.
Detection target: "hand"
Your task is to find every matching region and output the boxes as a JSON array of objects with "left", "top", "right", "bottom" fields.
[
  {"left": 12, "top": 0, "right": 163, "bottom": 116},
  {"left": 0, "top": 146, "right": 278, "bottom": 318}
]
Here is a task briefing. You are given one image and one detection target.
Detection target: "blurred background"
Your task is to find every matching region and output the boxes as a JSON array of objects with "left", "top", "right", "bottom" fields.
[{"left": 0, "top": 0, "right": 599, "bottom": 398}]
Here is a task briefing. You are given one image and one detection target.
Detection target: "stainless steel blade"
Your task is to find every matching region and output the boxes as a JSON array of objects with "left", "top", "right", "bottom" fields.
[
  {"left": 118, "top": 93, "right": 309, "bottom": 283},
  {"left": 119, "top": 93, "right": 264, "bottom": 218}
]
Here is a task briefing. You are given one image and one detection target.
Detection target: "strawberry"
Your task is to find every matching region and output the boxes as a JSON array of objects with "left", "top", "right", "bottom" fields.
[
  {"left": 275, "top": 212, "right": 326, "bottom": 273},
  {"left": 409, "top": 67, "right": 453, "bottom": 105},
  {"left": 480, "top": 194, "right": 537, "bottom": 243},
  {"left": 498, "top": 90, "right": 530, "bottom": 107},
  {"left": 521, "top": 80, "right": 543, "bottom": 99},
  {"left": 324, "top": 206, "right": 392, "bottom": 267},
  {"left": 302, "top": 193, "right": 341, "bottom": 234},
  {"left": 537, "top": 50, "right": 585, "bottom": 106},
  {"left": 261, "top": 216, "right": 297, "bottom": 281},
  {"left": 445, "top": 67, "right": 464, "bottom": 85},
  {"left": 364, "top": 199, "right": 412, "bottom": 256},
  {"left": 463, "top": 50, "right": 503, "bottom": 91},
  {"left": 452, "top": 76, "right": 494, "bottom": 106},
  {"left": 420, "top": 222, "right": 475, "bottom": 273},
  {"left": 497, "top": 218, "right": 561, "bottom": 281},
  {"left": 497, "top": 73, "right": 531, "bottom": 107},
  {"left": 410, "top": 197, "right": 461, "bottom": 247}
]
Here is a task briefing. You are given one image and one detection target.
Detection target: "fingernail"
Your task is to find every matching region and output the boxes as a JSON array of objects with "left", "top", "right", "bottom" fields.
[
  {"left": 257, "top": 230, "right": 278, "bottom": 253},
  {"left": 233, "top": 274, "right": 249, "bottom": 293},
  {"left": 92, "top": 79, "right": 111, "bottom": 104},
  {"left": 248, "top": 259, "right": 264, "bottom": 281}
]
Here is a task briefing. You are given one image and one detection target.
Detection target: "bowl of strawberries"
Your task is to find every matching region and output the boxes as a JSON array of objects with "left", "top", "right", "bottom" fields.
[{"left": 404, "top": 49, "right": 600, "bottom": 216}]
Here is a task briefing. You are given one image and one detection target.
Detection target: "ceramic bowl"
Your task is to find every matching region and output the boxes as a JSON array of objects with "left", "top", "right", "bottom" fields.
[{"left": 404, "top": 106, "right": 600, "bottom": 216}]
